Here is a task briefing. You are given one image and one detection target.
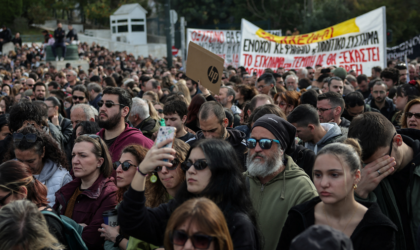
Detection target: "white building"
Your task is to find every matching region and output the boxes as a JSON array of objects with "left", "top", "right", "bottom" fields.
[{"left": 110, "top": 3, "right": 148, "bottom": 45}]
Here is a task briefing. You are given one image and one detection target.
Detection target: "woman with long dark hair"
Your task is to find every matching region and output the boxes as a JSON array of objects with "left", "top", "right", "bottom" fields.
[
  {"left": 4, "top": 125, "right": 71, "bottom": 207},
  {"left": 118, "top": 139, "right": 261, "bottom": 249},
  {"left": 185, "top": 94, "right": 206, "bottom": 132}
]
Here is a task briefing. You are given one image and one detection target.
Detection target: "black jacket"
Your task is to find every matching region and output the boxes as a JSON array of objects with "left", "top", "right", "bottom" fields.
[
  {"left": 0, "top": 134, "right": 12, "bottom": 163},
  {"left": 367, "top": 97, "right": 396, "bottom": 121},
  {"left": 186, "top": 128, "right": 248, "bottom": 171},
  {"left": 56, "top": 115, "right": 73, "bottom": 160},
  {"left": 277, "top": 197, "right": 397, "bottom": 250},
  {"left": 339, "top": 117, "right": 351, "bottom": 128},
  {"left": 0, "top": 28, "right": 12, "bottom": 42},
  {"left": 288, "top": 145, "right": 315, "bottom": 180},
  {"left": 54, "top": 28, "right": 66, "bottom": 43},
  {"left": 135, "top": 116, "right": 160, "bottom": 139},
  {"left": 118, "top": 188, "right": 259, "bottom": 250}
]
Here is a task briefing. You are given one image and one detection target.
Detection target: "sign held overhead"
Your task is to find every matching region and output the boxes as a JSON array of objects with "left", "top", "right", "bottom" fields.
[{"left": 186, "top": 41, "right": 224, "bottom": 95}]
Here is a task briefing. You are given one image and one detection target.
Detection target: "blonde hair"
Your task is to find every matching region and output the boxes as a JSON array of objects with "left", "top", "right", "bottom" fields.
[
  {"left": 164, "top": 198, "right": 234, "bottom": 250},
  {"left": 177, "top": 80, "right": 191, "bottom": 105},
  {"left": 0, "top": 200, "right": 64, "bottom": 250}
]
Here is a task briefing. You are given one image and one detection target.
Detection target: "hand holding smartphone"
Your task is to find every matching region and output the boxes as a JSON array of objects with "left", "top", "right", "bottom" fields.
[{"left": 155, "top": 127, "right": 176, "bottom": 161}]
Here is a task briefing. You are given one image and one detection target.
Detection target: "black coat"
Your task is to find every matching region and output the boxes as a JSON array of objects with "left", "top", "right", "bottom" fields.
[
  {"left": 118, "top": 188, "right": 259, "bottom": 250},
  {"left": 288, "top": 144, "right": 315, "bottom": 180},
  {"left": 277, "top": 197, "right": 397, "bottom": 250}
]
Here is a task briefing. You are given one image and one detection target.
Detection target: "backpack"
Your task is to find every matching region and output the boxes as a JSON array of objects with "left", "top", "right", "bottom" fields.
[{"left": 41, "top": 210, "right": 88, "bottom": 250}]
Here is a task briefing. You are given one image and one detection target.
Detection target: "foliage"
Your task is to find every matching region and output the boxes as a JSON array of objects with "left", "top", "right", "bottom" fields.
[
  {"left": 26, "top": 4, "right": 50, "bottom": 24},
  {"left": 0, "top": 0, "right": 23, "bottom": 25}
]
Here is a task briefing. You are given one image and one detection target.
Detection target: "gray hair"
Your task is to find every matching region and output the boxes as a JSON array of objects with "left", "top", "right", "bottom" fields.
[
  {"left": 286, "top": 74, "right": 298, "bottom": 84},
  {"left": 346, "top": 75, "right": 357, "bottom": 84},
  {"left": 71, "top": 104, "right": 95, "bottom": 121},
  {"left": 87, "top": 82, "right": 102, "bottom": 93},
  {"left": 0, "top": 200, "right": 64, "bottom": 250},
  {"left": 131, "top": 97, "right": 150, "bottom": 120},
  {"left": 221, "top": 86, "right": 236, "bottom": 103},
  {"left": 68, "top": 70, "right": 77, "bottom": 76},
  {"left": 298, "top": 67, "right": 308, "bottom": 78}
]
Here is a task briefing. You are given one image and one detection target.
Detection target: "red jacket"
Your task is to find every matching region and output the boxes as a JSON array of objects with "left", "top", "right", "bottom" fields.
[
  {"left": 53, "top": 174, "right": 118, "bottom": 250},
  {"left": 97, "top": 123, "right": 154, "bottom": 162}
]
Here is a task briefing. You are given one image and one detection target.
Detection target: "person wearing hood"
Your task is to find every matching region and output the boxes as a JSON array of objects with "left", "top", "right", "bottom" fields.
[
  {"left": 244, "top": 114, "right": 318, "bottom": 250},
  {"left": 288, "top": 104, "right": 345, "bottom": 154},
  {"left": 5, "top": 125, "right": 72, "bottom": 207},
  {"left": 215, "top": 86, "right": 241, "bottom": 127},
  {"left": 278, "top": 139, "right": 397, "bottom": 250},
  {"left": 97, "top": 87, "right": 153, "bottom": 162},
  {"left": 185, "top": 101, "right": 248, "bottom": 170},
  {"left": 129, "top": 97, "right": 160, "bottom": 140}
]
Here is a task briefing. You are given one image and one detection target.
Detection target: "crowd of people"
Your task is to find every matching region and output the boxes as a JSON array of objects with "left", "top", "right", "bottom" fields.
[{"left": 0, "top": 38, "right": 420, "bottom": 250}]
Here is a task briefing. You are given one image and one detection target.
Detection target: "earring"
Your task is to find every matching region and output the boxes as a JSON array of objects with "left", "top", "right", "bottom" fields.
[
  {"left": 353, "top": 184, "right": 357, "bottom": 190},
  {"left": 97, "top": 165, "right": 101, "bottom": 168}
]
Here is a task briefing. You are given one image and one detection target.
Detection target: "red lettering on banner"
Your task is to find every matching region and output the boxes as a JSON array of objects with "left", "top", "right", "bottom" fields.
[
  {"left": 297, "top": 35, "right": 307, "bottom": 45},
  {"left": 354, "top": 50, "right": 361, "bottom": 63},
  {"left": 339, "top": 64, "right": 363, "bottom": 75},
  {"left": 327, "top": 54, "right": 336, "bottom": 65},
  {"left": 315, "top": 54, "right": 326, "bottom": 65},
  {"left": 360, "top": 49, "right": 367, "bottom": 62},
  {"left": 254, "top": 55, "right": 261, "bottom": 67},
  {"left": 377, "top": 47, "right": 380, "bottom": 61}
]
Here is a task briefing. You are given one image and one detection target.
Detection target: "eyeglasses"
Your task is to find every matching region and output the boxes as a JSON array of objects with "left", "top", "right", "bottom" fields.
[
  {"left": 113, "top": 161, "right": 137, "bottom": 171},
  {"left": 247, "top": 138, "right": 280, "bottom": 150},
  {"left": 98, "top": 100, "right": 125, "bottom": 108},
  {"left": 406, "top": 112, "right": 420, "bottom": 119},
  {"left": 154, "top": 159, "right": 179, "bottom": 172},
  {"left": 13, "top": 133, "right": 37, "bottom": 144},
  {"left": 156, "top": 109, "right": 163, "bottom": 114},
  {"left": 317, "top": 107, "right": 335, "bottom": 114},
  {"left": 181, "top": 159, "right": 208, "bottom": 171},
  {"left": 66, "top": 75, "right": 72, "bottom": 77},
  {"left": 0, "top": 192, "right": 12, "bottom": 206},
  {"left": 72, "top": 95, "right": 85, "bottom": 101},
  {"left": 171, "top": 230, "right": 214, "bottom": 249},
  {"left": 388, "top": 132, "right": 396, "bottom": 156}
]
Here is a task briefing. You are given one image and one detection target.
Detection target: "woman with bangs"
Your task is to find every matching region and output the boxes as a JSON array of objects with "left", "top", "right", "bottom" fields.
[
  {"left": 164, "top": 197, "right": 233, "bottom": 250},
  {"left": 277, "top": 139, "right": 397, "bottom": 250},
  {"left": 274, "top": 91, "right": 301, "bottom": 116},
  {"left": 99, "top": 139, "right": 189, "bottom": 249}
]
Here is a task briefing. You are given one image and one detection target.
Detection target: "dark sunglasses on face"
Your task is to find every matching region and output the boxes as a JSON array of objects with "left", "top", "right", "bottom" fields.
[
  {"left": 154, "top": 159, "right": 179, "bottom": 172},
  {"left": 113, "top": 161, "right": 137, "bottom": 171},
  {"left": 406, "top": 112, "right": 420, "bottom": 119},
  {"left": 171, "top": 230, "right": 214, "bottom": 249},
  {"left": 247, "top": 138, "right": 280, "bottom": 150},
  {"left": 181, "top": 159, "right": 208, "bottom": 172},
  {"left": 0, "top": 192, "right": 12, "bottom": 206},
  {"left": 156, "top": 109, "right": 163, "bottom": 114},
  {"left": 72, "top": 95, "right": 85, "bottom": 101},
  {"left": 13, "top": 133, "right": 37, "bottom": 144},
  {"left": 98, "top": 100, "right": 125, "bottom": 108}
]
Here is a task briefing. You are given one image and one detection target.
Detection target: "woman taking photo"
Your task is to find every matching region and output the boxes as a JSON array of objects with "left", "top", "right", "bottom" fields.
[
  {"left": 118, "top": 139, "right": 260, "bottom": 250},
  {"left": 277, "top": 139, "right": 397, "bottom": 250},
  {"left": 54, "top": 135, "right": 118, "bottom": 250},
  {"left": 4, "top": 125, "right": 72, "bottom": 207},
  {"left": 0, "top": 160, "right": 68, "bottom": 247},
  {"left": 99, "top": 139, "right": 189, "bottom": 249},
  {"left": 164, "top": 197, "right": 234, "bottom": 250}
]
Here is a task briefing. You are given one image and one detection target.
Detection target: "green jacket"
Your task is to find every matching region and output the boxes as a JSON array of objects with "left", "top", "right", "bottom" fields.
[{"left": 244, "top": 154, "right": 318, "bottom": 250}]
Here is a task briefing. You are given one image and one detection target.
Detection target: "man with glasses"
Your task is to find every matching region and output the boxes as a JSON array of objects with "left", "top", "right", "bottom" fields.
[
  {"left": 366, "top": 81, "right": 396, "bottom": 121},
  {"left": 349, "top": 112, "right": 420, "bottom": 250},
  {"left": 287, "top": 104, "right": 344, "bottom": 154},
  {"left": 317, "top": 92, "right": 350, "bottom": 127},
  {"left": 97, "top": 87, "right": 153, "bottom": 162},
  {"left": 64, "top": 70, "right": 78, "bottom": 93},
  {"left": 25, "top": 78, "right": 35, "bottom": 90},
  {"left": 306, "top": 66, "right": 315, "bottom": 81},
  {"left": 256, "top": 73, "right": 275, "bottom": 95},
  {"left": 66, "top": 85, "right": 89, "bottom": 118},
  {"left": 245, "top": 114, "right": 317, "bottom": 250}
]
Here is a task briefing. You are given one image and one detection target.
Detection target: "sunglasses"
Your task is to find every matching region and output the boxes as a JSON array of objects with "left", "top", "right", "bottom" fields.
[
  {"left": 154, "top": 159, "right": 179, "bottom": 172},
  {"left": 181, "top": 159, "right": 208, "bottom": 172},
  {"left": 0, "top": 192, "right": 12, "bottom": 206},
  {"left": 98, "top": 100, "right": 125, "bottom": 108},
  {"left": 171, "top": 230, "right": 214, "bottom": 249},
  {"left": 406, "top": 112, "right": 420, "bottom": 119},
  {"left": 72, "top": 95, "right": 85, "bottom": 101},
  {"left": 246, "top": 138, "right": 280, "bottom": 150},
  {"left": 113, "top": 161, "right": 136, "bottom": 171},
  {"left": 13, "top": 133, "right": 37, "bottom": 144},
  {"left": 156, "top": 109, "right": 163, "bottom": 114}
]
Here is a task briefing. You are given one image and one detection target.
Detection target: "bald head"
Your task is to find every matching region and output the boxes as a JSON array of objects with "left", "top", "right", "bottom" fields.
[{"left": 26, "top": 78, "right": 35, "bottom": 88}]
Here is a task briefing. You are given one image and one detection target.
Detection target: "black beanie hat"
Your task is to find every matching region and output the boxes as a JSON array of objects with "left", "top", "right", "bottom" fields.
[{"left": 252, "top": 114, "right": 296, "bottom": 155}]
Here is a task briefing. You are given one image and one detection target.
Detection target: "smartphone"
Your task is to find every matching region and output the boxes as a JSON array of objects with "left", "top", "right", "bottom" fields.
[{"left": 155, "top": 127, "right": 176, "bottom": 161}]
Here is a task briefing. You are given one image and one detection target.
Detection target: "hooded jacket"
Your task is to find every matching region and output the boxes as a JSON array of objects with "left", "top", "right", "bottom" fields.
[
  {"left": 366, "top": 96, "right": 396, "bottom": 121},
  {"left": 304, "top": 123, "right": 344, "bottom": 154},
  {"left": 278, "top": 197, "right": 397, "bottom": 250},
  {"left": 98, "top": 123, "right": 154, "bottom": 162},
  {"left": 33, "top": 159, "right": 72, "bottom": 207},
  {"left": 53, "top": 174, "right": 118, "bottom": 250},
  {"left": 244, "top": 155, "right": 318, "bottom": 250},
  {"left": 186, "top": 128, "right": 248, "bottom": 170},
  {"left": 135, "top": 116, "right": 160, "bottom": 140}
]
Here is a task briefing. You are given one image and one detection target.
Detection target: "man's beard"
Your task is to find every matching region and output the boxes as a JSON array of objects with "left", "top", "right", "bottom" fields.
[
  {"left": 36, "top": 95, "right": 45, "bottom": 100},
  {"left": 246, "top": 147, "right": 284, "bottom": 178},
  {"left": 219, "top": 97, "right": 228, "bottom": 107},
  {"left": 98, "top": 110, "right": 121, "bottom": 130}
]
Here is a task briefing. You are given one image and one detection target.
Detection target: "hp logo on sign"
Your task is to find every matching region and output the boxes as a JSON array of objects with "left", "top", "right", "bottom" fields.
[{"left": 207, "top": 66, "right": 219, "bottom": 84}]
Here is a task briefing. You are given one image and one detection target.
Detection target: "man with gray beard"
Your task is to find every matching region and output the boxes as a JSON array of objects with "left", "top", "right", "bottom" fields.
[{"left": 244, "top": 114, "right": 317, "bottom": 250}]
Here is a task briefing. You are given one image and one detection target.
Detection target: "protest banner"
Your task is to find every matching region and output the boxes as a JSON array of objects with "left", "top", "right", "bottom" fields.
[
  {"left": 387, "top": 34, "right": 420, "bottom": 61},
  {"left": 187, "top": 29, "right": 281, "bottom": 68},
  {"left": 239, "top": 7, "right": 386, "bottom": 76}
]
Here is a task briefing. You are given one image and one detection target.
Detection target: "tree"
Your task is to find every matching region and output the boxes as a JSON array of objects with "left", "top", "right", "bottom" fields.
[{"left": 0, "top": 0, "right": 23, "bottom": 25}]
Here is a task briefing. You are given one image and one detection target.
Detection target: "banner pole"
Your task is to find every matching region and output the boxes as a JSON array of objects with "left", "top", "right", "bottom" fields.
[{"left": 382, "top": 6, "right": 387, "bottom": 69}]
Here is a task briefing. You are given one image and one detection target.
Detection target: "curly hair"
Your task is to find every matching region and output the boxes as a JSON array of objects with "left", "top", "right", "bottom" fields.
[
  {"left": 8, "top": 102, "right": 44, "bottom": 133},
  {"left": 145, "top": 139, "right": 189, "bottom": 208},
  {"left": 4, "top": 125, "right": 69, "bottom": 170},
  {"left": 0, "top": 95, "right": 14, "bottom": 114}
]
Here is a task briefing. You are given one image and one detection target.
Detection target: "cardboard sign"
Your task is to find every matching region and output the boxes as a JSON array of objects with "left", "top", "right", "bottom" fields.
[{"left": 186, "top": 41, "right": 224, "bottom": 95}]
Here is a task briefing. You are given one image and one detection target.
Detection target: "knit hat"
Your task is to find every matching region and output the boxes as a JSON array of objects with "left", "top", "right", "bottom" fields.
[
  {"left": 252, "top": 114, "right": 296, "bottom": 155},
  {"left": 332, "top": 67, "right": 347, "bottom": 81}
]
